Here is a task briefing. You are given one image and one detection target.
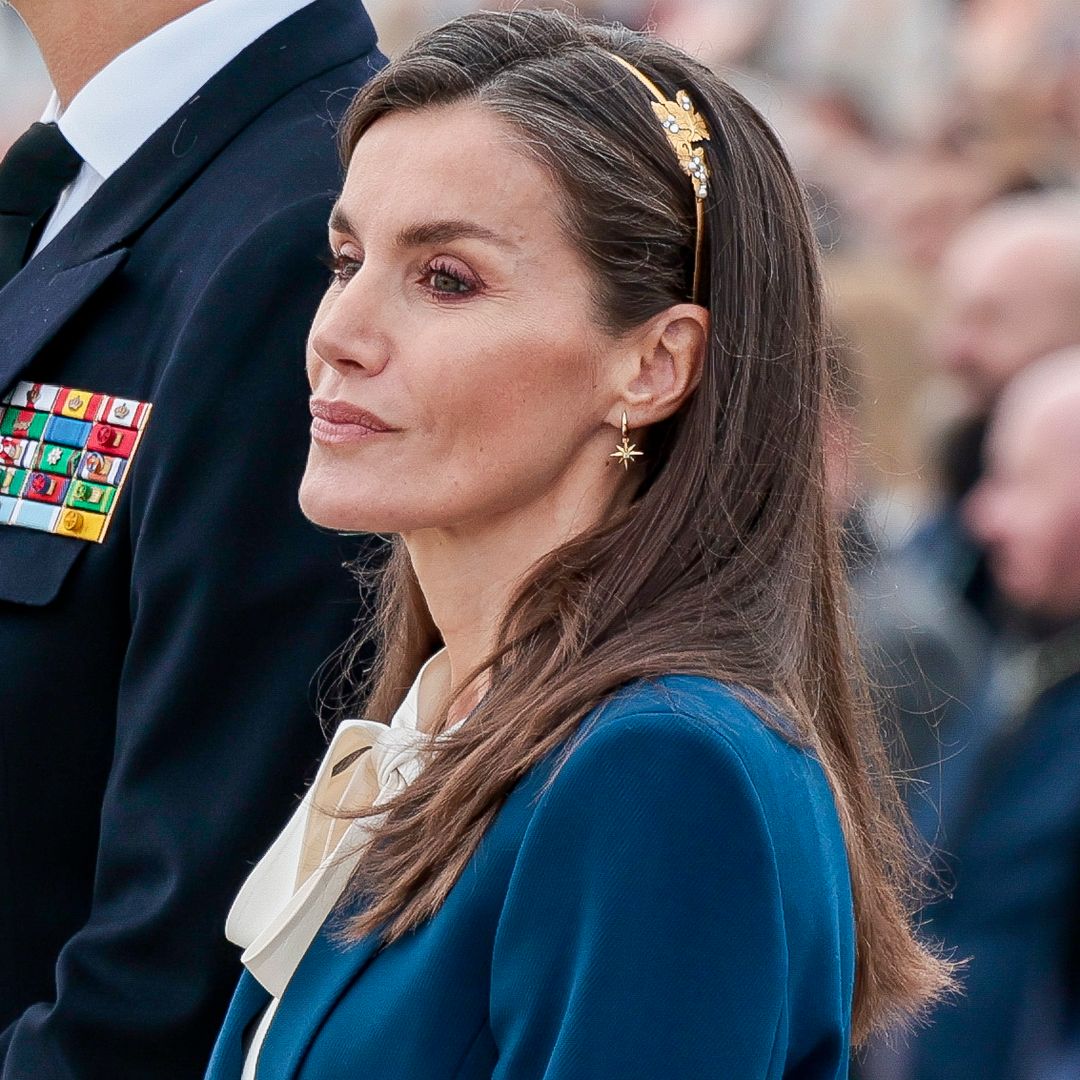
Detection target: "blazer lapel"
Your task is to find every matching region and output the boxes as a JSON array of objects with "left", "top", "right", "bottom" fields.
[
  {"left": 256, "top": 923, "right": 384, "bottom": 1078},
  {"left": 205, "top": 970, "right": 272, "bottom": 1080}
]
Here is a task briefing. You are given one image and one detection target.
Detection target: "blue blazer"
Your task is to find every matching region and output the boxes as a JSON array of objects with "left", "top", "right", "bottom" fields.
[
  {"left": 207, "top": 677, "right": 855, "bottom": 1079},
  {"left": 0, "top": 2, "right": 383, "bottom": 1074}
]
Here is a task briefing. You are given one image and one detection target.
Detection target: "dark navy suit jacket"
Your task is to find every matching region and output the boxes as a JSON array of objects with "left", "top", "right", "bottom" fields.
[
  {"left": 901, "top": 666, "right": 1080, "bottom": 1079},
  {"left": 0, "top": 3, "right": 383, "bottom": 1074},
  {"left": 207, "top": 677, "right": 856, "bottom": 1079}
]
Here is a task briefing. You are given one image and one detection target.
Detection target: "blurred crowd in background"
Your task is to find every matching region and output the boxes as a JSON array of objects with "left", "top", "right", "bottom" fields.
[{"left": 3, "top": 0, "right": 1080, "bottom": 1077}]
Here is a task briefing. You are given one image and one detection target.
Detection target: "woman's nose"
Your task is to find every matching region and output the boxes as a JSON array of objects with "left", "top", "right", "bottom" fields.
[{"left": 308, "top": 276, "right": 391, "bottom": 379}]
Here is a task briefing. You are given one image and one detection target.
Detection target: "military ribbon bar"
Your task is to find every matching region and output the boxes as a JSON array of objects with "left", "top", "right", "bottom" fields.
[{"left": 0, "top": 382, "right": 152, "bottom": 543}]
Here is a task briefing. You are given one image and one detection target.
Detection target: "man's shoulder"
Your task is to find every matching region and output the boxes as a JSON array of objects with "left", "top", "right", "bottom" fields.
[
  {"left": 145, "top": 51, "right": 381, "bottom": 251},
  {"left": 111, "top": 47, "right": 382, "bottom": 316},
  {"left": 198, "top": 50, "right": 382, "bottom": 194}
]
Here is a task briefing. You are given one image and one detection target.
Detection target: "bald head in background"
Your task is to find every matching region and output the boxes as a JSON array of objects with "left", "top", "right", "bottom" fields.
[
  {"left": 965, "top": 349, "right": 1080, "bottom": 621},
  {"left": 934, "top": 194, "right": 1080, "bottom": 409}
]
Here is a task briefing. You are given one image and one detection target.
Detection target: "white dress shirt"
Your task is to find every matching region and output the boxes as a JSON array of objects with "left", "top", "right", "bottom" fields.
[
  {"left": 35, "top": 0, "right": 317, "bottom": 254},
  {"left": 227, "top": 650, "right": 453, "bottom": 1079}
]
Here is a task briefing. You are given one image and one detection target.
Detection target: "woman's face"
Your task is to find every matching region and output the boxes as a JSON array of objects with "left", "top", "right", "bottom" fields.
[{"left": 300, "top": 102, "right": 629, "bottom": 537}]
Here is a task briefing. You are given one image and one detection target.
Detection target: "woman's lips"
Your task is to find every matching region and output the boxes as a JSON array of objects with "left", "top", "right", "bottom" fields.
[{"left": 309, "top": 398, "right": 397, "bottom": 444}]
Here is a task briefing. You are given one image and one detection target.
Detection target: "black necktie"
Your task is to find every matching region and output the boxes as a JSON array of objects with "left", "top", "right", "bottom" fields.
[{"left": 0, "top": 121, "right": 83, "bottom": 288}]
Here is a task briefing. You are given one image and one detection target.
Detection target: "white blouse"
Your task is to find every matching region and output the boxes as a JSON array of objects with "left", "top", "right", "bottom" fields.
[{"left": 226, "top": 651, "right": 449, "bottom": 1078}]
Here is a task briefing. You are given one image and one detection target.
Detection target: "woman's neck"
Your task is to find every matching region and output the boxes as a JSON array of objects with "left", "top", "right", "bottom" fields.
[
  {"left": 403, "top": 467, "right": 624, "bottom": 710},
  {"left": 405, "top": 523, "right": 536, "bottom": 706}
]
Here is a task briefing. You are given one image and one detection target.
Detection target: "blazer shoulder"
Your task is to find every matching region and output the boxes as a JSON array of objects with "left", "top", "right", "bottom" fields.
[
  {"left": 554, "top": 676, "right": 848, "bottom": 876},
  {"left": 582, "top": 674, "right": 814, "bottom": 777}
]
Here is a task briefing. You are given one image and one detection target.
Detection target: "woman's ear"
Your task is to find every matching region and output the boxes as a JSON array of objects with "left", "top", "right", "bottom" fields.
[{"left": 608, "top": 304, "right": 708, "bottom": 429}]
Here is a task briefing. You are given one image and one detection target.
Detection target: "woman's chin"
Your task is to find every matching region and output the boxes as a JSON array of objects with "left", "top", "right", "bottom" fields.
[{"left": 298, "top": 483, "right": 392, "bottom": 534}]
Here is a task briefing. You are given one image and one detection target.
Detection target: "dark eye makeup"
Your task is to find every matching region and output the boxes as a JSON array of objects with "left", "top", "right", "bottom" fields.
[
  {"left": 322, "top": 248, "right": 482, "bottom": 300},
  {"left": 322, "top": 249, "right": 362, "bottom": 283},
  {"left": 423, "top": 257, "right": 479, "bottom": 297}
]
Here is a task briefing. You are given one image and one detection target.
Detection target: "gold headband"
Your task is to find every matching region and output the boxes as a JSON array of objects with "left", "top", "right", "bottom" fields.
[{"left": 605, "top": 52, "right": 710, "bottom": 302}]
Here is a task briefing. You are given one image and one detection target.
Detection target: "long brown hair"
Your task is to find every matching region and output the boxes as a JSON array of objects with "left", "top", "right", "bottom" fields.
[{"left": 328, "top": 9, "right": 953, "bottom": 1043}]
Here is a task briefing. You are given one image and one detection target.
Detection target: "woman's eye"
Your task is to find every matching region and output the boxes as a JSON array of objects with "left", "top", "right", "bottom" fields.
[
  {"left": 324, "top": 249, "right": 361, "bottom": 284},
  {"left": 423, "top": 260, "right": 477, "bottom": 297}
]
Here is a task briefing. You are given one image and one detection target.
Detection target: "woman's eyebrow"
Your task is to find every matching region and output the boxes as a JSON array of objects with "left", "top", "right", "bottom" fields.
[
  {"left": 328, "top": 203, "right": 356, "bottom": 235},
  {"left": 328, "top": 205, "right": 515, "bottom": 251},
  {"left": 395, "top": 219, "right": 514, "bottom": 250}
]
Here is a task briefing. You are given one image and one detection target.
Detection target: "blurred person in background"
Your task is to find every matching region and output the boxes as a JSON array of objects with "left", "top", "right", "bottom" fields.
[
  {"left": 652, "top": 0, "right": 956, "bottom": 256},
  {"left": 905, "top": 192, "right": 1080, "bottom": 638},
  {"left": 863, "top": 349, "right": 1080, "bottom": 1080},
  {"left": 852, "top": 0, "right": 1080, "bottom": 265},
  {"left": 653, "top": 0, "right": 1080, "bottom": 264},
  {"left": 824, "top": 336, "right": 986, "bottom": 811},
  {"left": 0, "top": 0, "right": 382, "bottom": 1075},
  {"left": 951, "top": 0, "right": 1080, "bottom": 189},
  {"left": 934, "top": 194, "right": 1080, "bottom": 413}
]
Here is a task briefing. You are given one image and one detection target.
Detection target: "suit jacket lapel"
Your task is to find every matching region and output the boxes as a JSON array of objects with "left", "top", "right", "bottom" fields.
[
  {"left": 47, "top": 0, "right": 380, "bottom": 268},
  {"left": 0, "top": 0, "right": 380, "bottom": 393},
  {"left": 257, "top": 923, "right": 384, "bottom": 1077},
  {"left": 0, "top": 250, "right": 129, "bottom": 393}
]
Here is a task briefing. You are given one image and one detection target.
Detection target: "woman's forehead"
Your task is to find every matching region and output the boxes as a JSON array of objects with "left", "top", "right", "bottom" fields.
[{"left": 339, "top": 104, "right": 561, "bottom": 246}]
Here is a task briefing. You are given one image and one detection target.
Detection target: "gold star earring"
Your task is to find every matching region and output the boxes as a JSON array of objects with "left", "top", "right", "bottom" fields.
[{"left": 609, "top": 411, "right": 644, "bottom": 470}]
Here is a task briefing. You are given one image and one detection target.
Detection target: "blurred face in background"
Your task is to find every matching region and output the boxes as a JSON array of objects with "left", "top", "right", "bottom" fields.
[
  {"left": 933, "top": 211, "right": 1080, "bottom": 409},
  {"left": 965, "top": 360, "right": 1080, "bottom": 621}
]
